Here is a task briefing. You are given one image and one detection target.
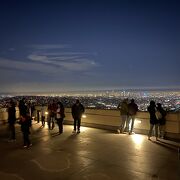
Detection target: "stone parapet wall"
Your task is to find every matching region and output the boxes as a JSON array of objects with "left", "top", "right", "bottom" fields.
[{"left": 1, "top": 107, "right": 180, "bottom": 140}]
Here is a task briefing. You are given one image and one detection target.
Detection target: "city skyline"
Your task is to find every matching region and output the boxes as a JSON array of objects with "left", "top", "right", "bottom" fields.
[{"left": 0, "top": 0, "right": 179, "bottom": 93}]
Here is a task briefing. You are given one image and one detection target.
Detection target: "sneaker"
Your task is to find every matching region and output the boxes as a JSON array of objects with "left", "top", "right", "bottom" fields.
[
  {"left": 77, "top": 130, "right": 80, "bottom": 133},
  {"left": 72, "top": 130, "right": 76, "bottom": 133},
  {"left": 117, "top": 129, "right": 120, "bottom": 134},
  {"left": 23, "top": 145, "right": 28, "bottom": 148}
]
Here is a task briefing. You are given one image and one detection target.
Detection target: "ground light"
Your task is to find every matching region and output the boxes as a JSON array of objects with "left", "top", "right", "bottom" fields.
[{"left": 131, "top": 134, "right": 144, "bottom": 150}]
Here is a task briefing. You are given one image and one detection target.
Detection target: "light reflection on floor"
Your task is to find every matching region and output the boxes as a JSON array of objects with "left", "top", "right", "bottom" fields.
[{"left": 131, "top": 134, "right": 144, "bottom": 149}]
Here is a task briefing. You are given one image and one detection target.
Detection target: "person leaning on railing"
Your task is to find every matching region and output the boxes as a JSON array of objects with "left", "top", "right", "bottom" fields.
[{"left": 156, "top": 103, "right": 167, "bottom": 139}]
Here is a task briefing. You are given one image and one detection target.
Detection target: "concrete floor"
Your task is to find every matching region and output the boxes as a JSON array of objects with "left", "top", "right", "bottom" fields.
[{"left": 0, "top": 122, "right": 179, "bottom": 180}]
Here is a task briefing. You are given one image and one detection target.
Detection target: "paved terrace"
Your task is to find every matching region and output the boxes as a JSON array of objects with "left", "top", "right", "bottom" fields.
[{"left": 0, "top": 122, "right": 180, "bottom": 180}]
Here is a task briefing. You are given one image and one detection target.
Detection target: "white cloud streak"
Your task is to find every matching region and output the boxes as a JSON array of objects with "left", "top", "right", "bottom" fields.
[
  {"left": 27, "top": 53, "right": 98, "bottom": 71},
  {"left": 0, "top": 44, "right": 98, "bottom": 75},
  {"left": 0, "top": 58, "right": 60, "bottom": 74},
  {"left": 29, "top": 44, "right": 69, "bottom": 49}
]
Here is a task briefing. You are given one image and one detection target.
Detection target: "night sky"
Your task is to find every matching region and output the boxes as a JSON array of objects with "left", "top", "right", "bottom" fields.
[{"left": 0, "top": 0, "right": 179, "bottom": 93}]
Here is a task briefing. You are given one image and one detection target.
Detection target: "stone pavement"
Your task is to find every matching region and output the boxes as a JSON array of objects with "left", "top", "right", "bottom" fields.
[{"left": 0, "top": 122, "right": 179, "bottom": 180}]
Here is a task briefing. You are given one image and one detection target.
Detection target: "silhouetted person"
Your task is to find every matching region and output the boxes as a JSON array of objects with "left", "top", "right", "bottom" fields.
[
  {"left": 148, "top": 101, "right": 158, "bottom": 140},
  {"left": 56, "top": 102, "right": 65, "bottom": 134},
  {"left": 20, "top": 113, "right": 32, "bottom": 148},
  {"left": 47, "top": 100, "right": 57, "bottom": 130},
  {"left": 127, "top": 99, "right": 138, "bottom": 135},
  {"left": 31, "top": 102, "right": 35, "bottom": 118},
  {"left": 72, "top": 99, "right": 85, "bottom": 133},
  {"left": 157, "top": 103, "right": 167, "bottom": 138},
  {"left": 7, "top": 100, "right": 16, "bottom": 141},
  {"left": 117, "top": 98, "right": 129, "bottom": 133},
  {"left": 41, "top": 104, "right": 46, "bottom": 127},
  {"left": 19, "top": 98, "right": 28, "bottom": 117},
  {"left": 37, "top": 110, "right": 40, "bottom": 123}
]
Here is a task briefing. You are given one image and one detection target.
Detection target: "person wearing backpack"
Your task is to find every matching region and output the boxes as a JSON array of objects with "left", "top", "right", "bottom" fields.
[
  {"left": 127, "top": 99, "right": 138, "bottom": 135},
  {"left": 148, "top": 101, "right": 159, "bottom": 141}
]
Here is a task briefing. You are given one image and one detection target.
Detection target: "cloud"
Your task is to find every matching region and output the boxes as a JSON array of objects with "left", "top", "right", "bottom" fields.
[
  {"left": 0, "top": 44, "right": 99, "bottom": 77},
  {"left": 40, "top": 52, "right": 90, "bottom": 56},
  {"left": 28, "top": 54, "right": 80, "bottom": 62},
  {"left": 27, "top": 52, "right": 98, "bottom": 71},
  {"left": 28, "top": 54, "right": 48, "bottom": 61},
  {"left": 29, "top": 44, "right": 69, "bottom": 50},
  {"left": 9, "top": 48, "right": 15, "bottom": 51},
  {"left": 0, "top": 58, "right": 60, "bottom": 74},
  {"left": 57, "top": 59, "right": 97, "bottom": 71}
]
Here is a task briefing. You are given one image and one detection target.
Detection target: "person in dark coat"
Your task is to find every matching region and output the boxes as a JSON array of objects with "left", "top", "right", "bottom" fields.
[
  {"left": 56, "top": 102, "right": 65, "bottom": 134},
  {"left": 47, "top": 101, "right": 57, "bottom": 130},
  {"left": 71, "top": 99, "right": 85, "bottom": 133},
  {"left": 19, "top": 98, "right": 28, "bottom": 117},
  {"left": 20, "top": 113, "right": 32, "bottom": 148},
  {"left": 127, "top": 99, "right": 138, "bottom": 135},
  {"left": 157, "top": 103, "right": 167, "bottom": 138},
  {"left": 19, "top": 99, "right": 32, "bottom": 148},
  {"left": 7, "top": 100, "right": 16, "bottom": 141},
  {"left": 148, "top": 100, "right": 158, "bottom": 140}
]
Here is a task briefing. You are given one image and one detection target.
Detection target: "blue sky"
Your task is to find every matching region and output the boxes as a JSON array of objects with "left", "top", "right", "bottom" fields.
[{"left": 0, "top": 0, "right": 179, "bottom": 92}]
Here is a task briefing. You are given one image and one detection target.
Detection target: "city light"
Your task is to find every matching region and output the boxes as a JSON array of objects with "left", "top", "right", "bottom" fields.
[{"left": 45, "top": 112, "right": 48, "bottom": 115}]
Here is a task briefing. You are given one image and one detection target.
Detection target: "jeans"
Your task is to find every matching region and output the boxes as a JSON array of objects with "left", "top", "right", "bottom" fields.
[
  {"left": 41, "top": 116, "right": 45, "bottom": 126},
  {"left": 48, "top": 116, "right": 55, "bottom": 129},
  {"left": 73, "top": 118, "right": 81, "bottom": 131},
  {"left": 128, "top": 115, "right": 135, "bottom": 133},
  {"left": 56, "top": 118, "right": 63, "bottom": 133},
  {"left": 119, "top": 115, "right": 128, "bottom": 133},
  {"left": 148, "top": 124, "right": 158, "bottom": 138}
]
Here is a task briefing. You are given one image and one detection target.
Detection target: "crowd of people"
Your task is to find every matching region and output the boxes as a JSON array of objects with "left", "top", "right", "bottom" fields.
[
  {"left": 6, "top": 97, "right": 167, "bottom": 148},
  {"left": 117, "top": 98, "right": 167, "bottom": 140},
  {"left": 6, "top": 98, "right": 85, "bottom": 148}
]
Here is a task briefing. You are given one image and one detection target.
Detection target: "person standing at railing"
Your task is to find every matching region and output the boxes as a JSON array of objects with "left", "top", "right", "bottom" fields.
[
  {"left": 47, "top": 100, "right": 57, "bottom": 130},
  {"left": 7, "top": 100, "right": 16, "bottom": 142},
  {"left": 156, "top": 103, "right": 167, "bottom": 139},
  {"left": 127, "top": 99, "right": 138, "bottom": 135},
  {"left": 72, "top": 99, "right": 85, "bottom": 133},
  {"left": 117, "top": 98, "right": 129, "bottom": 133},
  {"left": 18, "top": 98, "right": 28, "bottom": 117},
  {"left": 20, "top": 112, "right": 32, "bottom": 148},
  {"left": 56, "top": 102, "right": 65, "bottom": 134},
  {"left": 41, "top": 104, "right": 46, "bottom": 127},
  {"left": 148, "top": 100, "right": 158, "bottom": 141}
]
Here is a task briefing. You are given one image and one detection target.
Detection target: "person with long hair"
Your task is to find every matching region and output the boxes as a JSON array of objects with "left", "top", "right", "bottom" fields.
[
  {"left": 148, "top": 101, "right": 158, "bottom": 140},
  {"left": 56, "top": 102, "right": 65, "bottom": 134}
]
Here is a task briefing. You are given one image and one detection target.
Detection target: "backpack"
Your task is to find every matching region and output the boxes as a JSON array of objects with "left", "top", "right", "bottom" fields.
[{"left": 155, "top": 110, "right": 162, "bottom": 120}]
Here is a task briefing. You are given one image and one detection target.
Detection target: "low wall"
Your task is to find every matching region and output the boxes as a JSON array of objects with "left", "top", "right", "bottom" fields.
[
  {"left": 64, "top": 108, "right": 180, "bottom": 141},
  {"left": 1, "top": 107, "right": 180, "bottom": 141}
]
